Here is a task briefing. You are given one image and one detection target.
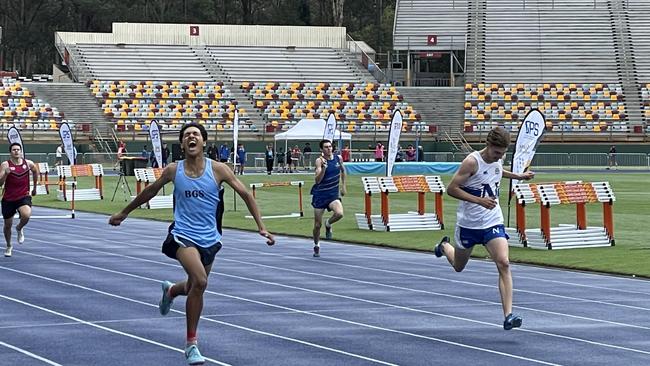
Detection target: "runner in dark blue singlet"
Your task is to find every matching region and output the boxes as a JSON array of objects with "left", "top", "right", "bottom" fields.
[{"left": 310, "top": 139, "right": 346, "bottom": 257}]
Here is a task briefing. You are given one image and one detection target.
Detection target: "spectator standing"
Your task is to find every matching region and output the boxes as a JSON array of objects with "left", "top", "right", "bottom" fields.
[
  {"left": 141, "top": 145, "right": 149, "bottom": 159},
  {"left": 207, "top": 143, "right": 217, "bottom": 161},
  {"left": 607, "top": 145, "right": 617, "bottom": 170},
  {"left": 218, "top": 144, "right": 230, "bottom": 163},
  {"left": 117, "top": 141, "right": 127, "bottom": 159},
  {"left": 277, "top": 147, "right": 286, "bottom": 173},
  {"left": 374, "top": 142, "right": 384, "bottom": 162},
  {"left": 236, "top": 143, "right": 246, "bottom": 175},
  {"left": 341, "top": 144, "right": 351, "bottom": 162},
  {"left": 264, "top": 144, "right": 274, "bottom": 175},
  {"left": 406, "top": 144, "right": 416, "bottom": 162},
  {"left": 285, "top": 149, "right": 293, "bottom": 173},
  {"left": 303, "top": 142, "right": 313, "bottom": 168},
  {"left": 395, "top": 145, "right": 404, "bottom": 162},
  {"left": 150, "top": 149, "right": 158, "bottom": 168},
  {"left": 290, "top": 145, "right": 301, "bottom": 172},
  {"left": 55, "top": 144, "right": 63, "bottom": 167},
  {"left": 162, "top": 143, "right": 170, "bottom": 166}
]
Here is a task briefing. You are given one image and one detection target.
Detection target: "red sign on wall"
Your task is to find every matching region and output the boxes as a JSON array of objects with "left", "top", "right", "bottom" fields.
[
  {"left": 190, "top": 26, "right": 200, "bottom": 36},
  {"left": 426, "top": 35, "right": 437, "bottom": 46}
]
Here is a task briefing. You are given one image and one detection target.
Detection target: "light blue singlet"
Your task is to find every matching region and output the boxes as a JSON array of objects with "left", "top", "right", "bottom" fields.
[{"left": 171, "top": 158, "right": 222, "bottom": 247}]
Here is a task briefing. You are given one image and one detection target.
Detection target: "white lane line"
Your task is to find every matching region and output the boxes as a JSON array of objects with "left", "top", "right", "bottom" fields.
[
  {"left": 306, "top": 250, "right": 650, "bottom": 297},
  {"left": 25, "top": 227, "right": 650, "bottom": 326},
  {"left": 51, "top": 219, "right": 650, "bottom": 294},
  {"left": 0, "top": 305, "right": 403, "bottom": 331},
  {"left": 0, "top": 315, "right": 183, "bottom": 330},
  {"left": 0, "top": 293, "right": 230, "bottom": 366},
  {"left": 6, "top": 252, "right": 560, "bottom": 366},
  {"left": 218, "top": 257, "right": 650, "bottom": 331},
  {"left": 227, "top": 246, "right": 650, "bottom": 312},
  {"left": 18, "top": 241, "right": 650, "bottom": 360},
  {"left": 48, "top": 217, "right": 650, "bottom": 292},
  {"left": 0, "top": 340, "right": 63, "bottom": 366},
  {"left": 0, "top": 263, "right": 397, "bottom": 366}
]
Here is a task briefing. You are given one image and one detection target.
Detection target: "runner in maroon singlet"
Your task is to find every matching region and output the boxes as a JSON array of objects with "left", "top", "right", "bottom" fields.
[{"left": 0, "top": 143, "right": 38, "bottom": 257}]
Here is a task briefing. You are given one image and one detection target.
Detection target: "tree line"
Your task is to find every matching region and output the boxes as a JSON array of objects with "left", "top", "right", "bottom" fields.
[{"left": 0, "top": 0, "right": 395, "bottom": 76}]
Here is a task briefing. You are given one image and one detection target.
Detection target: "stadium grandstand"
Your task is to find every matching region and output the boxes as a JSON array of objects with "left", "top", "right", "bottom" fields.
[
  {"left": 392, "top": 0, "right": 650, "bottom": 142},
  {"left": 1, "top": 0, "right": 648, "bottom": 149},
  {"left": 45, "top": 23, "right": 425, "bottom": 144}
]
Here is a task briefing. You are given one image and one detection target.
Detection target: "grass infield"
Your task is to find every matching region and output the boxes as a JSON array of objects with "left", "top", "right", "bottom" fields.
[{"left": 33, "top": 171, "right": 650, "bottom": 278}]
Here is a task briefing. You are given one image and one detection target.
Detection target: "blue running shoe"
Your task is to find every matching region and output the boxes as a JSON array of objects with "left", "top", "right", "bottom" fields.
[
  {"left": 325, "top": 224, "right": 333, "bottom": 240},
  {"left": 159, "top": 281, "right": 174, "bottom": 316},
  {"left": 503, "top": 313, "right": 523, "bottom": 330},
  {"left": 434, "top": 236, "right": 449, "bottom": 258},
  {"left": 185, "top": 344, "right": 205, "bottom": 365}
]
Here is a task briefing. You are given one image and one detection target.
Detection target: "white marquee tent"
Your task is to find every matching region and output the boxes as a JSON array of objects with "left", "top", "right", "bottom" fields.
[
  {"left": 274, "top": 119, "right": 352, "bottom": 142},
  {"left": 274, "top": 119, "right": 352, "bottom": 154},
  {"left": 273, "top": 119, "right": 352, "bottom": 168}
]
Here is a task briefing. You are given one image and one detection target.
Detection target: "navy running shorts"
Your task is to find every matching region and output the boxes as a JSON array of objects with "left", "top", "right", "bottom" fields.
[
  {"left": 311, "top": 195, "right": 341, "bottom": 211},
  {"left": 454, "top": 224, "right": 509, "bottom": 249}
]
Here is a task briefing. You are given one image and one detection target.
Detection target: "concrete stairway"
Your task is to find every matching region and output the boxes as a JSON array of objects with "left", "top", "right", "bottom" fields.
[
  {"left": 466, "top": 0, "right": 486, "bottom": 83},
  {"left": 397, "top": 86, "right": 465, "bottom": 135},
  {"left": 24, "top": 82, "right": 111, "bottom": 136}
]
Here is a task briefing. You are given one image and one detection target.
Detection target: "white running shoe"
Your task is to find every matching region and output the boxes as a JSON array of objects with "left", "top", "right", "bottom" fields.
[
  {"left": 4, "top": 246, "right": 12, "bottom": 257},
  {"left": 17, "top": 228, "right": 24, "bottom": 244}
]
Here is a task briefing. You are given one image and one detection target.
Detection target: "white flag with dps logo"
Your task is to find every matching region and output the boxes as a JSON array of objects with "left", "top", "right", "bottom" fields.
[
  {"left": 149, "top": 120, "right": 163, "bottom": 168},
  {"left": 59, "top": 122, "right": 75, "bottom": 164},
  {"left": 511, "top": 109, "right": 546, "bottom": 186},
  {"left": 7, "top": 125, "right": 24, "bottom": 158},
  {"left": 322, "top": 112, "right": 337, "bottom": 142},
  {"left": 386, "top": 110, "right": 404, "bottom": 176}
]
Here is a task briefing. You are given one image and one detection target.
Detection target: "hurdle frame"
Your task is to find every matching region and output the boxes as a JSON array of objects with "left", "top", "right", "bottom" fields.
[
  {"left": 33, "top": 162, "right": 55, "bottom": 195},
  {"left": 355, "top": 175, "right": 445, "bottom": 231},
  {"left": 509, "top": 181, "right": 615, "bottom": 250},
  {"left": 57, "top": 164, "right": 104, "bottom": 218},
  {"left": 133, "top": 168, "right": 173, "bottom": 209},
  {"left": 246, "top": 181, "right": 304, "bottom": 219},
  {"left": 57, "top": 164, "right": 104, "bottom": 209}
]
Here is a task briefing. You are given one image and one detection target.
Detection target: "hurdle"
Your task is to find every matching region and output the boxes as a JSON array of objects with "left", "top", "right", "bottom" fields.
[
  {"left": 355, "top": 175, "right": 445, "bottom": 231},
  {"left": 507, "top": 181, "right": 615, "bottom": 249},
  {"left": 57, "top": 164, "right": 104, "bottom": 202},
  {"left": 245, "top": 181, "right": 304, "bottom": 219},
  {"left": 133, "top": 168, "right": 173, "bottom": 209},
  {"left": 32, "top": 162, "right": 53, "bottom": 195}
]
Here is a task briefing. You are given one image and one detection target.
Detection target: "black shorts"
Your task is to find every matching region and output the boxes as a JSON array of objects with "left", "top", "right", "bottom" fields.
[
  {"left": 162, "top": 188, "right": 225, "bottom": 266},
  {"left": 162, "top": 233, "right": 222, "bottom": 266},
  {"left": 2, "top": 196, "right": 32, "bottom": 219}
]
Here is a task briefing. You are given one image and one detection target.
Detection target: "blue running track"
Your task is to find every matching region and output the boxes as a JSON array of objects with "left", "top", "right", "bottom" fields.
[{"left": 1, "top": 207, "right": 649, "bottom": 365}]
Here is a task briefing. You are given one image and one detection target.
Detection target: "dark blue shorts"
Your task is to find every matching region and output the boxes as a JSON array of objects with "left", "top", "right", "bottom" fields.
[
  {"left": 311, "top": 195, "right": 341, "bottom": 210},
  {"left": 454, "top": 224, "right": 509, "bottom": 249},
  {"left": 162, "top": 233, "right": 222, "bottom": 266}
]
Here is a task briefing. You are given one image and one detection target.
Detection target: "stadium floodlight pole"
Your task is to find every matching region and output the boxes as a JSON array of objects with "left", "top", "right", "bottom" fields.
[{"left": 506, "top": 109, "right": 546, "bottom": 227}]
